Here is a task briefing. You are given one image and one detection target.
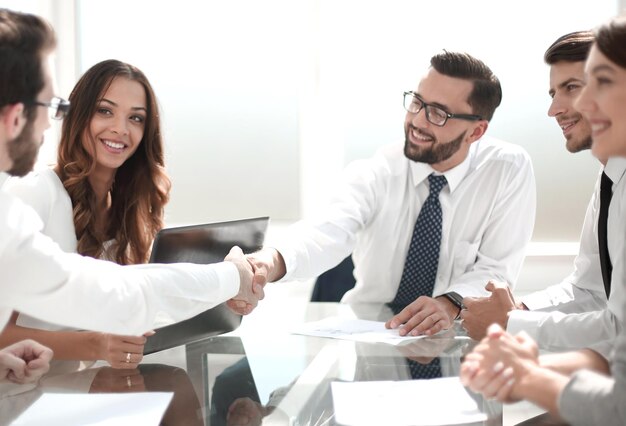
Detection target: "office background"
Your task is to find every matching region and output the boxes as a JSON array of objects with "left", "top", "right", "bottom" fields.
[{"left": 4, "top": 0, "right": 625, "bottom": 244}]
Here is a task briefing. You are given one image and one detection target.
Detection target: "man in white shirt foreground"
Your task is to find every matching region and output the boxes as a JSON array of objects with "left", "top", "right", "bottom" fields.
[
  {"left": 461, "top": 31, "right": 626, "bottom": 356},
  {"left": 246, "top": 51, "right": 536, "bottom": 337},
  {"left": 0, "top": 9, "right": 261, "bottom": 384}
]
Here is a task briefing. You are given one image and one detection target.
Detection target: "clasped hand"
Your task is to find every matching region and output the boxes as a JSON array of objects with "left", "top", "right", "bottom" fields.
[
  {"left": 225, "top": 246, "right": 265, "bottom": 315},
  {"left": 460, "top": 323, "right": 539, "bottom": 402},
  {"left": 0, "top": 339, "right": 53, "bottom": 384}
]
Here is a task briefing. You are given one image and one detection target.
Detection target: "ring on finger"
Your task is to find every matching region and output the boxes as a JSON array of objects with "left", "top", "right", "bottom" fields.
[
  {"left": 126, "top": 376, "right": 132, "bottom": 388},
  {"left": 126, "top": 352, "right": 131, "bottom": 363}
]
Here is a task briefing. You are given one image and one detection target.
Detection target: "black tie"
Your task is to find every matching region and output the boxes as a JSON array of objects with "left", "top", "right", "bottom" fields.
[{"left": 598, "top": 172, "right": 613, "bottom": 298}]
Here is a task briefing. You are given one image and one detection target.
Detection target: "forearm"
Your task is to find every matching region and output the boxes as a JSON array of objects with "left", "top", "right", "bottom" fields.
[
  {"left": 268, "top": 248, "right": 287, "bottom": 282},
  {"left": 0, "top": 323, "right": 102, "bottom": 361},
  {"left": 514, "top": 365, "right": 570, "bottom": 419},
  {"left": 539, "top": 349, "right": 610, "bottom": 376}
]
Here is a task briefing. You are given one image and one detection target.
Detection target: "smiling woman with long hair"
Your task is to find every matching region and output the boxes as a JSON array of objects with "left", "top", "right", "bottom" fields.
[
  {"left": 0, "top": 60, "right": 171, "bottom": 368},
  {"left": 58, "top": 60, "right": 170, "bottom": 264}
]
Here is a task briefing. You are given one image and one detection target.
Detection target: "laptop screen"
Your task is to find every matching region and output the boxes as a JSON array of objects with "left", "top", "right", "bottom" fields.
[{"left": 144, "top": 216, "right": 269, "bottom": 354}]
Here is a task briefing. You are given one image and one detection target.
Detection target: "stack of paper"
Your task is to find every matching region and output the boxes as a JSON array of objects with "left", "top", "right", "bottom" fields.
[
  {"left": 292, "top": 316, "right": 429, "bottom": 345},
  {"left": 12, "top": 392, "right": 174, "bottom": 425},
  {"left": 331, "top": 378, "right": 487, "bottom": 425}
]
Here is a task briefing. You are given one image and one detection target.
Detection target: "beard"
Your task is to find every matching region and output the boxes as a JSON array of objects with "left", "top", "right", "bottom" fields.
[
  {"left": 7, "top": 118, "right": 41, "bottom": 177},
  {"left": 565, "top": 134, "right": 593, "bottom": 153},
  {"left": 404, "top": 126, "right": 466, "bottom": 164}
]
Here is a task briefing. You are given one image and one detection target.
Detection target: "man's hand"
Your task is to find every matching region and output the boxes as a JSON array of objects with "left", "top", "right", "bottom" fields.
[
  {"left": 246, "top": 248, "right": 287, "bottom": 288},
  {"left": 461, "top": 281, "right": 517, "bottom": 340},
  {"left": 0, "top": 339, "right": 53, "bottom": 384},
  {"left": 225, "top": 246, "right": 264, "bottom": 315},
  {"left": 385, "top": 296, "right": 454, "bottom": 336}
]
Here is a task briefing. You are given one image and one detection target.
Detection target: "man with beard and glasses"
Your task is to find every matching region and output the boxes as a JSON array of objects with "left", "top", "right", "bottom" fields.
[
  {"left": 0, "top": 8, "right": 262, "bottom": 386},
  {"left": 243, "top": 51, "right": 536, "bottom": 337},
  {"left": 462, "top": 31, "right": 626, "bottom": 358}
]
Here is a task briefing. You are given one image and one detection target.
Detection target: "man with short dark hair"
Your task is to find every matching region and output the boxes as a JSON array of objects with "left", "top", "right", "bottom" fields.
[
  {"left": 0, "top": 8, "right": 260, "bottom": 383},
  {"left": 246, "top": 51, "right": 536, "bottom": 337},
  {"left": 462, "top": 31, "right": 626, "bottom": 355}
]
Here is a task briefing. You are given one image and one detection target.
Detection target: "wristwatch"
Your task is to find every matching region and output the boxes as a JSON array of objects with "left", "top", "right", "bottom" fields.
[{"left": 440, "top": 292, "right": 464, "bottom": 319}]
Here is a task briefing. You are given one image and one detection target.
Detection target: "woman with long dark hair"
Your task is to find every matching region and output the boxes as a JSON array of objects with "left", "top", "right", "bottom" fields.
[{"left": 0, "top": 60, "right": 171, "bottom": 368}]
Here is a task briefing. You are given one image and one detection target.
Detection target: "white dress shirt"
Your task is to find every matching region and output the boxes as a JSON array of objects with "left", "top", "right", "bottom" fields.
[
  {"left": 276, "top": 136, "right": 536, "bottom": 302},
  {"left": 507, "top": 157, "right": 626, "bottom": 355},
  {"left": 3, "top": 170, "right": 145, "bottom": 331},
  {"left": 2, "top": 168, "right": 77, "bottom": 253},
  {"left": 0, "top": 189, "right": 240, "bottom": 335}
]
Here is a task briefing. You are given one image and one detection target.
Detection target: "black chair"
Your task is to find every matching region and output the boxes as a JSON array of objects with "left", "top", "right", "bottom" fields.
[{"left": 310, "top": 256, "right": 356, "bottom": 302}]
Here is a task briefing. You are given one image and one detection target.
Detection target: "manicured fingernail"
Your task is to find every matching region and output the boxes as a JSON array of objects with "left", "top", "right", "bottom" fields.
[
  {"left": 502, "top": 367, "right": 514, "bottom": 378},
  {"left": 492, "top": 361, "right": 504, "bottom": 373}
]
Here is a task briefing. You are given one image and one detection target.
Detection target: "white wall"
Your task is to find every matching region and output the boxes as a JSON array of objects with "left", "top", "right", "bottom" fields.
[{"left": 5, "top": 0, "right": 621, "bottom": 243}]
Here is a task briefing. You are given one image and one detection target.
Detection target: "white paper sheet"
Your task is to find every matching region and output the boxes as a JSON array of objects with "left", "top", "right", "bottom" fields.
[
  {"left": 12, "top": 392, "right": 174, "bottom": 425},
  {"left": 291, "top": 316, "right": 428, "bottom": 345},
  {"left": 331, "top": 378, "right": 487, "bottom": 425}
]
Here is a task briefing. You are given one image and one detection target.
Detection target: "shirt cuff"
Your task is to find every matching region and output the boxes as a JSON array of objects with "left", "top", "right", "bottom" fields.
[
  {"left": 520, "top": 291, "right": 555, "bottom": 311},
  {"left": 441, "top": 283, "right": 490, "bottom": 299},
  {"left": 270, "top": 244, "right": 298, "bottom": 282},
  {"left": 214, "top": 261, "right": 241, "bottom": 301},
  {"left": 505, "top": 309, "right": 547, "bottom": 340}
]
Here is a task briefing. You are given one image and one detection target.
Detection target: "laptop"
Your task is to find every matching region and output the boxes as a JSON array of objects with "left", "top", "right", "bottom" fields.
[{"left": 143, "top": 216, "right": 270, "bottom": 354}]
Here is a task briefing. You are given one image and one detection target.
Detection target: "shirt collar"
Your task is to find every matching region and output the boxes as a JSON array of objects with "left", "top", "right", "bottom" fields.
[
  {"left": 0, "top": 172, "right": 8, "bottom": 189},
  {"left": 409, "top": 144, "right": 474, "bottom": 193},
  {"left": 604, "top": 156, "right": 626, "bottom": 185}
]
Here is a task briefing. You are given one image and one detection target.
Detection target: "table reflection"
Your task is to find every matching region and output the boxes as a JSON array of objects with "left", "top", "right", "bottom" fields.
[
  {"left": 0, "top": 302, "right": 501, "bottom": 425},
  {"left": 0, "top": 363, "right": 202, "bottom": 425}
]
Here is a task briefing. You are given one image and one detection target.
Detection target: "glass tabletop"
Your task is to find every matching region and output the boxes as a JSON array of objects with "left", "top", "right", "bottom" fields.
[{"left": 0, "top": 302, "right": 503, "bottom": 425}]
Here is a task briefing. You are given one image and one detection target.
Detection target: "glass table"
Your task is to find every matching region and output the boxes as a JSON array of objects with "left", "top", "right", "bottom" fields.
[{"left": 2, "top": 301, "right": 549, "bottom": 425}]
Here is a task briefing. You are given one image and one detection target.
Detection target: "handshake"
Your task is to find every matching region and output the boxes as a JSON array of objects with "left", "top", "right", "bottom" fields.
[{"left": 223, "top": 247, "right": 285, "bottom": 316}]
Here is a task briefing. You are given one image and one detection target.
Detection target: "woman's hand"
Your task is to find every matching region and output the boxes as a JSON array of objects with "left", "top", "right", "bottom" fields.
[
  {"left": 461, "top": 324, "right": 540, "bottom": 402},
  {"left": 99, "top": 333, "right": 148, "bottom": 369}
]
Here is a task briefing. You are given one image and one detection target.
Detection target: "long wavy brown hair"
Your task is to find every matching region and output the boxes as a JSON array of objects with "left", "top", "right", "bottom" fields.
[{"left": 55, "top": 60, "right": 171, "bottom": 265}]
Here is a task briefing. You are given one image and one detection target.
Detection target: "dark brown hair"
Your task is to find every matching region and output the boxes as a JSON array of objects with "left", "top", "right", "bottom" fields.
[
  {"left": 0, "top": 8, "right": 55, "bottom": 122},
  {"left": 56, "top": 60, "right": 171, "bottom": 265},
  {"left": 594, "top": 15, "right": 626, "bottom": 69},
  {"left": 544, "top": 31, "right": 594, "bottom": 65},
  {"left": 430, "top": 51, "right": 502, "bottom": 122}
]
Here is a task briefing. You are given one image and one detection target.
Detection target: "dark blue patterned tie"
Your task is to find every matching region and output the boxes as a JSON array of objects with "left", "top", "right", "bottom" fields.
[
  {"left": 407, "top": 357, "right": 442, "bottom": 379},
  {"left": 390, "top": 174, "right": 447, "bottom": 310}
]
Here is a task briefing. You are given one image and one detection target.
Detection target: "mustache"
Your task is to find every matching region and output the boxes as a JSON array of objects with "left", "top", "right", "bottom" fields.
[{"left": 406, "top": 125, "right": 436, "bottom": 142}]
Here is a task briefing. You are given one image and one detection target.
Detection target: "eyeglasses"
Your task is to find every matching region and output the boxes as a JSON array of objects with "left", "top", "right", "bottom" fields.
[
  {"left": 403, "top": 91, "right": 482, "bottom": 127},
  {"left": 32, "top": 96, "right": 70, "bottom": 120}
]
